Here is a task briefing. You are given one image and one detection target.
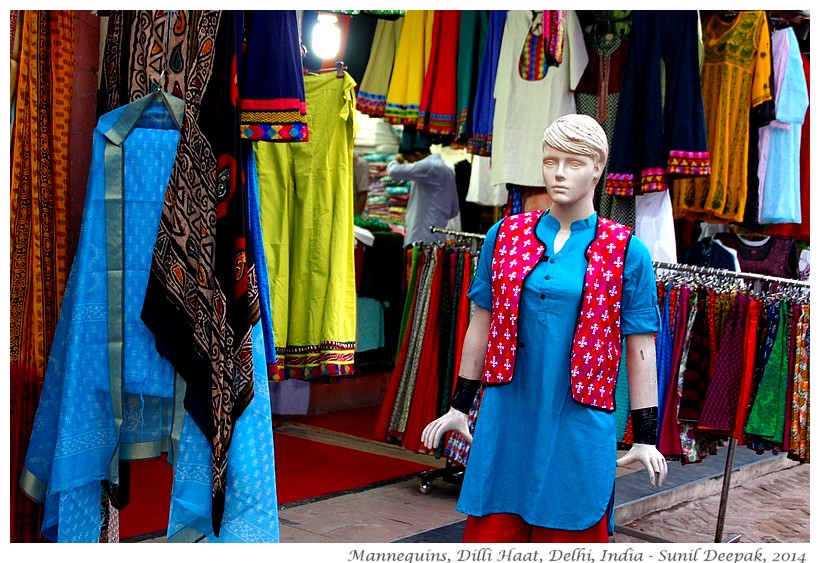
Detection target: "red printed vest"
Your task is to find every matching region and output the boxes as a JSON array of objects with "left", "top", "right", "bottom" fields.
[{"left": 482, "top": 210, "right": 632, "bottom": 412}]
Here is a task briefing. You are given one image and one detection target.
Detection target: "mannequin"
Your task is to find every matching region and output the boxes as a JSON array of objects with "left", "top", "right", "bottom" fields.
[{"left": 422, "top": 114, "right": 667, "bottom": 543}]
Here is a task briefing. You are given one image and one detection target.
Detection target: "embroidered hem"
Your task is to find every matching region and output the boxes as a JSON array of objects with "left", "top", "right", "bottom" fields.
[
  {"left": 667, "top": 149, "right": 711, "bottom": 176},
  {"left": 356, "top": 91, "right": 387, "bottom": 117},
  {"left": 271, "top": 341, "right": 356, "bottom": 382}
]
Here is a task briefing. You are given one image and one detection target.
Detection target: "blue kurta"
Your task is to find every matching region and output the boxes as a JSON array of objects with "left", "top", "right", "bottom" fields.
[{"left": 457, "top": 211, "right": 660, "bottom": 530}]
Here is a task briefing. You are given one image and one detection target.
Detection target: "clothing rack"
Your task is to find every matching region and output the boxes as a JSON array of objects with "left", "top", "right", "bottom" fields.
[
  {"left": 430, "top": 226, "right": 486, "bottom": 240},
  {"left": 616, "top": 262, "right": 809, "bottom": 544},
  {"left": 652, "top": 260, "right": 811, "bottom": 288}
]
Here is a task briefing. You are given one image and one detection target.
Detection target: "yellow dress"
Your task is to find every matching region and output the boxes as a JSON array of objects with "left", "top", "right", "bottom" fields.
[
  {"left": 383, "top": 10, "right": 435, "bottom": 125},
  {"left": 672, "top": 11, "right": 772, "bottom": 223}
]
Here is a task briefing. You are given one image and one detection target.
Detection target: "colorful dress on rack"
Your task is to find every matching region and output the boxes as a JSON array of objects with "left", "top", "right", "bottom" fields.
[
  {"left": 672, "top": 11, "right": 772, "bottom": 223},
  {"left": 356, "top": 17, "right": 405, "bottom": 117},
  {"left": 383, "top": 10, "right": 435, "bottom": 125},
  {"left": 255, "top": 71, "right": 358, "bottom": 381}
]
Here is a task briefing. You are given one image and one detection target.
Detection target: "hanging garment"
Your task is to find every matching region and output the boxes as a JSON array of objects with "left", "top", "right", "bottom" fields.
[
  {"left": 757, "top": 27, "right": 809, "bottom": 224},
  {"left": 635, "top": 190, "right": 677, "bottom": 263},
  {"left": 699, "top": 294, "right": 748, "bottom": 434},
  {"left": 788, "top": 304, "right": 809, "bottom": 461},
  {"left": 100, "top": 10, "right": 188, "bottom": 111},
  {"left": 746, "top": 300, "right": 791, "bottom": 444},
  {"left": 139, "top": 13, "right": 260, "bottom": 535},
  {"left": 680, "top": 237, "right": 738, "bottom": 271},
  {"left": 383, "top": 10, "right": 434, "bottom": 125},
  {"left": 714, "top": 234, "right": 800, "bottom": 279},
  {"left": 465, "top": 155, "right": 506, "bottom": 207},
  {"left": 672, "top": 11, "right": 772, "bottom": 223},
  {"left": 341, "top": 14, "right": 378, "bottom": 86},
  {"left": 467, "top": 10, "right": 508, "bottom": 156},
  {"left": 768, "top": 53, "right": 810, "bottom": 242},
  {"left": 455, "top": 10, "right": 489, "bottom": 143},
  {"left": 10, "top": 10, "right": 75, "bottom": 543},
  {"left": 21, "top": 92, "right": 184, "bottom": 543},
  {"left": 255, "top": 71, "right": 358, "bottom": 381},
  {"left": 417, "top": 10, "right": 461, "bottom": 137},
  {"left": 489, "top": 10, "right": 588, "bottom": 188},
  {"left": 677, "top": 288, "right": 712, "bottom": 424},
  {"left": 605, "top": 11, "right": 709, "bottom": 196},
  {"left": 239, "top": 11, "right": 308, "bottom": 141},
  {"left": 735, "top": 297, "right": 763, "bottom": 444},
  {"left": 356, "top": 17, "right": 404, "bottom": 117},
  {"left": 574, "top": 19, "right": 636, "bottom": 228},
  {"left": 167, "top": 321, "right": 279, "bottom": 543}
]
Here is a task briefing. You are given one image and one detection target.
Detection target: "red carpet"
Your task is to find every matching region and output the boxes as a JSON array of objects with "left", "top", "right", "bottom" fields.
[
  {"left": 296, "top": 404, "right": 383, "bottom": 440},
  {"left": 117, "top": 427, "right": 435, "bottom": 539},
  {"left": 273, "top": 432, "right": 436, "bottom": 505}
]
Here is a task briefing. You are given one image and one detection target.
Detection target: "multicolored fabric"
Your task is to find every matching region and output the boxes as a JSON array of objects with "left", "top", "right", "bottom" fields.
[
  {"left": 482, "top": 210, "right": 632, "bottom": 412},
  {"left": 139, "top": 12, "right": 259, "bottom": 535},
  {"left": 10, "top": 10, "right": 75, "bottom": 543},
  {"left": 517, "top": 11, "right": 566, "bottom": 81},
  {"left": 238, "top": 11, "right": 307, "bottom": 141},
  {"left": 788, "top": 304, "right": 809, "bottom": 461},
  {"left": 356, "top": 17, "right": 405, "bottom": 117}
]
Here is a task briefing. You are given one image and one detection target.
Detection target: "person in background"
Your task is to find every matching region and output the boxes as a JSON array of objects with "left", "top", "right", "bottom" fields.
[
  {"left": 386, "top": 133, "right": 459, "bottom": 246},
  {"left": 422, "top": 113, "right": 667, "bottom": 543},
  {"left": 353, "top": 154, "right": 370, "bottom": 216}
]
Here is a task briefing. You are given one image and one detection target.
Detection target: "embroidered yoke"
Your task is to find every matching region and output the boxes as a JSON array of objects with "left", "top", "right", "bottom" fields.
[{"left": 483, "top": 209, "right": 632, "bottom": 411}]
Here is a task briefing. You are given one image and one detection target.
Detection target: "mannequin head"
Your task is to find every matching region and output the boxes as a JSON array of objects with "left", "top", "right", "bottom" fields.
[{"left": 541, "top": 114, "right": 608, "bottom": 213}]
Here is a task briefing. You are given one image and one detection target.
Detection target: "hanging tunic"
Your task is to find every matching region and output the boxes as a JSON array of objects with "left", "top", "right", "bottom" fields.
[
  {"left": 383, "top": 10, "right": 435, "bottom": 125},
  {"left": 672, "top": 11, "right": 772, "bottom": 223},
  {"left": 356, "top": 17, "right": 404, "bottom": 117},
  {"left": 455, "top": 10, "right": 489, "bottom": 143},
  {"left": 467, "top": 10, "right": 508, "bottom": 156},
  {"left": 255, "top": 72, "right": 358, "bottom": 381},
  {"left": 457, "top": 211, "right": 659, "bottom": 531},
  {"left": 758, "top": 27, "right": 809, "bottom": 224},
  {"left": 768, "top": 53, "right": 810, "bottom": 241},
  {"left": 417, "top": 10, "right": 461, "bottom": 137},
  {"left": 490, "top": 10, "right": 588, "bottom": 188}
]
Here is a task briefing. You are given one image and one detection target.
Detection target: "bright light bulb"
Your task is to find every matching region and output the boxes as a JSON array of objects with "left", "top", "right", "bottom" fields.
[{"left": 312, "top": 14, "right": 340, "bottom": 60}]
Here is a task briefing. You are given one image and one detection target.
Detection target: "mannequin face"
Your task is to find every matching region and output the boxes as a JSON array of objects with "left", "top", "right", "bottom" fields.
[{"left": 541, "top": 144, "right": 601, "bottom": 207}]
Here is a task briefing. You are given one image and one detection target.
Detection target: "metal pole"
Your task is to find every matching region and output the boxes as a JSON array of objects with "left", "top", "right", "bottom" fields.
[{"left": 714, "top": 437, "right": 740, "bottom": 543}]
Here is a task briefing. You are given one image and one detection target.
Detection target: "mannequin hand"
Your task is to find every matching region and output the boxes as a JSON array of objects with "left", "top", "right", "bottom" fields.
[
  {"left": 421, "top": 407, "right": 472, "bottom": 450},
  {"left": 616, "top": 443, "right": 668, "bottom": 488}
]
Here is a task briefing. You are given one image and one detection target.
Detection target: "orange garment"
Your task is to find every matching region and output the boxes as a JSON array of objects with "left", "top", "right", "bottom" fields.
[
  {"left": 672, "top": 11, "right": 772, "bottom": 223},
  {"left": 735, "top": 298, "right": 762, "bottom": 444}
]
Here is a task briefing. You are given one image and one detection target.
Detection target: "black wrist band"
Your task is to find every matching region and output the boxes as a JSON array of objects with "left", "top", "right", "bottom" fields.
[
  {"left": 451, "top": 377, "right": 480, "bottom": 415},
  {"left": 631, "top": 406, "right": 658, "bottom": 445}
]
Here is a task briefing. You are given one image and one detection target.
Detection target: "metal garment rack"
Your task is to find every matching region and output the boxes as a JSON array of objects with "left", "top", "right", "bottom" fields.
[{"left": 614, "top": 261, "right": 810, "bottom": 543}]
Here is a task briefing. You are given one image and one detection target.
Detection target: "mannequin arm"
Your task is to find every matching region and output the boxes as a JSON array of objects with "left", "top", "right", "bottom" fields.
[
  {"left": 421, "top": 306, "right": 491, "bottom": 449},
  {"left": 616, "top": 333, "right": 668, "bottom": 488}
]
